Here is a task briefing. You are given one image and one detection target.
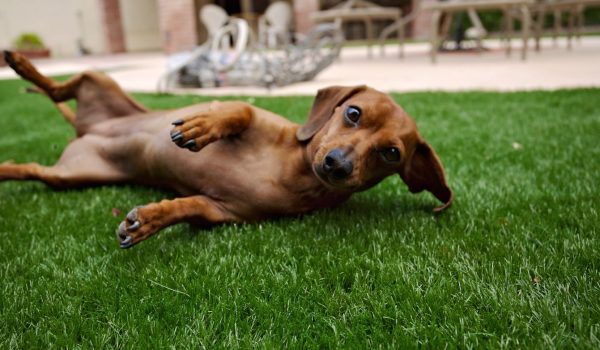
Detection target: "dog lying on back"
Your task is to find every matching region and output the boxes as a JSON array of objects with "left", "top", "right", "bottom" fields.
[{"left": 1, "top": 51, "right": 452, "bottom": 248}]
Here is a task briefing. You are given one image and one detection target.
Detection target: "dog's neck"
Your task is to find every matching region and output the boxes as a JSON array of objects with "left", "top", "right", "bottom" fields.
[{"left": 274, "top": 130, "right": 352, "bottom": 211}]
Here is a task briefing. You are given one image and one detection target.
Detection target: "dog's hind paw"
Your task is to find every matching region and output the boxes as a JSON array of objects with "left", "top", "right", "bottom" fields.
[
  {"left": 3, "top": 50, "right": 19, "bottom": 70},
  {"left": 116, "top": 206, "right": 160, "bottom": 248},
  {"left": 3, "top": 50, "right": 13, "bottom": 64}
]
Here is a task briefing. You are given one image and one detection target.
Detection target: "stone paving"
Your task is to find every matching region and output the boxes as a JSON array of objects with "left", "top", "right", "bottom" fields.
[{"left": 1, "top": 36, "right": 599, "bottom": 96}]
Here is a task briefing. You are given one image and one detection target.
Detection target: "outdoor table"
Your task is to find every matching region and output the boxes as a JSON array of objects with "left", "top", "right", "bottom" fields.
[
  {"left": 422, "top": 0, "right": 536, "bottom": 63},
  {"left": 310, "top": 0, "right": 404, "bottom": 58},
  {"left": 533, "top": 0, "right": 600, "bottom": 50}
]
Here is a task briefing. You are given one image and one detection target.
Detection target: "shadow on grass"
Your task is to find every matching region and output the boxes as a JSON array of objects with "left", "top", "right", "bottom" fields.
[
  {"left": 1, "top": 176, "right": 452, "bottom": 254},
  {"left": 175, "top": 191, "right": 447, "bottom": 242}
]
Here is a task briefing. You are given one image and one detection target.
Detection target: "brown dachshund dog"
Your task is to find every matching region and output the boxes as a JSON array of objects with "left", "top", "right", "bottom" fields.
[{"left": 1, "top": 51, "right": 452, "bottom": 248}]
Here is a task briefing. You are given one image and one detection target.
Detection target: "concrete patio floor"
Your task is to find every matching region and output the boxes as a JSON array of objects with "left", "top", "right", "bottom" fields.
[{"left": 1, "top": 36, "right": 599, "bottom": 96}]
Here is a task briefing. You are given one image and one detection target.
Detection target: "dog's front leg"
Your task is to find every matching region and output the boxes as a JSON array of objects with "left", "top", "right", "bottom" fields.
[
  {"left": 169, "top": 102, "right": 253, "bottom": 152},
  {"left": 116, "top": 196, "right": 236, "bottom": 248}
]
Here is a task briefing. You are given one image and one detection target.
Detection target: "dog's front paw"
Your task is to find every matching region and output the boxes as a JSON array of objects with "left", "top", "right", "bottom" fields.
[
  {"left": 116, "top": 206, "right": 161, "bottom": 248},
  {"left": 170, "top": 115, "right": 221, "bottom": 152}
]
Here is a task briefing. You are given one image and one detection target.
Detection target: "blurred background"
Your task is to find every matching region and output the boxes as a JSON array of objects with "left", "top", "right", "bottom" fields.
[{"left": 1, "top": 0, "right": 599, "bottom": 94}]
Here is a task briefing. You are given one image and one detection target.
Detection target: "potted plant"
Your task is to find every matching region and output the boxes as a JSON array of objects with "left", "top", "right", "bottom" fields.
[{"left": 12, "top": 33, "right": 51, "bottom": 59}]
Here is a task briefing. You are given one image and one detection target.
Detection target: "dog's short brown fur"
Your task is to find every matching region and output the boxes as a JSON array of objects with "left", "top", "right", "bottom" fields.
[{"left": 1, "top": 51, "right": 452, "bottom": 248}]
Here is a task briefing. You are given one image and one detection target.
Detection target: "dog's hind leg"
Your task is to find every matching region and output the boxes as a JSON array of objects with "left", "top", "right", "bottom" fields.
[
  {"left": 3, "top": 50, "right": 148, "bottom": 135},
  {"left": 0, "top": 158, "right": 126, "bottom": 190},
  {"left": 116, "top": 196, "right": 238, "bottom": 248},
  {"left": 0, "top": 137, "right": 129, "bottom": 188},
  {"left": 0, "top": 161, "right": 126, "bottom": 190}
]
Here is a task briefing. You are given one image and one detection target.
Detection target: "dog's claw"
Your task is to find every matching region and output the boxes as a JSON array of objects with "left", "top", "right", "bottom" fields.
[
  {"left": 120, "top": 236, "right": 133, "bottom": 249},
  {"left": 170, "top": 130, "right": 183, "bottom": 143},
  {"left": 183, "top": 139, "right": 196, "bottom": 149},
  {"left": 116, "top": 222, "right": 133, "bottom": 248},
  {"left": 116, "top": 221, "right": 127, "bottom": 239},
  {"left": 172, "top": 135, "right": 184, "bottom": 144},
  {"left": 128, "top": 221, "right": 140, "bottom": 231},
  {"left": 171, "top": 119, "right": 184, "bottom": 126},
  {"left": 126, "top": 207, "right": 139, "bottom": 223}
]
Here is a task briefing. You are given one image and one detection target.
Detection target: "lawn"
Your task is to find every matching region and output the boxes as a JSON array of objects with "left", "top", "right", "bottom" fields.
[{"left": 0, "top": 76, "right": 599, "bottom": 348}]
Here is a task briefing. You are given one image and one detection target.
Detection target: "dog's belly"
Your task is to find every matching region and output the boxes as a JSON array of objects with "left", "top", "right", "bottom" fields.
[
  {"left": 84, "top": 104, "right": 345, "bottom": 218},
  {"left": 142, "top": 136, "right": 313, "bottom": 218},
  {"left": 103, "top": 117, "right": 311, "bottom": 217}
]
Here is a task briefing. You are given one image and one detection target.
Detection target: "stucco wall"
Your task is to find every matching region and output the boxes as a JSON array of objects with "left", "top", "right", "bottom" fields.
[
  {"left": 0, "top": 0, "right": 161, "bottom": 57},
  {"left": 0, "top": 0, "right": 105, "bottom": 57},
  {"left": 120, "top": 0, "right": 162, "bottom": 51}
]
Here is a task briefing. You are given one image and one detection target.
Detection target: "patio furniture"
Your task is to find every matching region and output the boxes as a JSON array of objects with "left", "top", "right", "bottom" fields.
[
  {"left": 531, "top": 0, "right": 600, "bottom": 51},
  {"left": 379, "top": 0, "right": 489, "bottom": 54},
  {"left": 157, "top": 6, "right": 252, "bottom": 90},
  {"left": 311, "top": 0, "right": 404, "bottom": 58},
  {"left": 157, "top": 16, "right": 344, "bottom": 90},
  {"left": 377, "top": 0, "right": 535, "bottom": 62},
  {"left": 258, "top": 1, "right": 293, "bottom": 49},
  {"left": 421, "top": 0, "right": 536, "bottom": 63},
  {"left": 200, "top": 4, "right": 230, "bottom": 39}
]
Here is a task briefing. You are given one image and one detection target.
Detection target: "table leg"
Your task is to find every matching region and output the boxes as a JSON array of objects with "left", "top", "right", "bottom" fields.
[
  {"left": 576, "top": 4, "right": 583, "bottom": 43},
  {"left": 575, "top": 5, "right": 585, "bottom": 43},
  {"left": 567, "top": 7, "right": 574, "bottom": 50},
  {"left": 398, "top": 18, "right": 404, "bottom": 58},
  {"left": 520, "top": 4, "right": 531, "bottom": 60},
  {"left": 430, "top": 10, "right": 442, "bottom": 63},
  {"left": 534, "top": 6, "right": 546, "bottom": 52},
  {"left": 366, "top": 18, "right": 374, "bottom": 58},
  {"left": 504, "top": 8, "right": 513, "bottom": 57},
  {"left": 553, "top": 9, "right": 561, "bottom": 47}
]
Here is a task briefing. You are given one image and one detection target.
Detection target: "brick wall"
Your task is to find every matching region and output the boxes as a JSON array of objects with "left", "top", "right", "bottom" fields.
[
  {"left": 293, "top": 0, "right": 319, "bottom": 34},
  {"left": 157, "top": 0, "right": 199, "bottom": 54},
  {"left": 412, "top": 0, "right": 434, "bottom": 39},
  {"left": 100, "top": 0, "right": 126, "bottom": 53}
]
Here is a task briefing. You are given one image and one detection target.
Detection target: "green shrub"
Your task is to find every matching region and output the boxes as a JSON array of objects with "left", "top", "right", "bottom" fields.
[{"left": 12, "top": 33, "right": 46, "bottom": 50}]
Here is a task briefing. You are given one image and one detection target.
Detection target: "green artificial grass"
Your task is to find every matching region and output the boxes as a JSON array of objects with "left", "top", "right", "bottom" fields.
[{"left": 0, "top": 76, "right": 599, "bottom": 348}]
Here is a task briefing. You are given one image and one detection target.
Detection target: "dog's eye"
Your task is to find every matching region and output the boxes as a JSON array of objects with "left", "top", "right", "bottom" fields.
[
  {"left": 344, "top": 106, "right": 361, "bottom": 124},
  {"left": 380, "top": 147, "right": 400, "bottom": 163}
]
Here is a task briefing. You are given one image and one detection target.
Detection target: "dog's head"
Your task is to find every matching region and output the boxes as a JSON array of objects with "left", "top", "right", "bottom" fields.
[{"left": 297, "top": 85, "right": 453, "bottom": 212}]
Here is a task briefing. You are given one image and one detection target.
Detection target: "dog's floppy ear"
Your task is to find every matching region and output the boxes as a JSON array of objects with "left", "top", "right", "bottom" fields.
[
  {"left": 400, "top": 139, "right": 453, "bottom": 213},
  {"left": 296, "top": 85, "right": 366, "bottom": 142}
]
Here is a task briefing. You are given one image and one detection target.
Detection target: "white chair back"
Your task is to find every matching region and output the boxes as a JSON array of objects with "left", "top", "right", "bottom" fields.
[
  {"left": 200, "top": 4, "right": 229, "bottom": 38},
  {"left": 263, "top": 1, "right": 292, "bottom": 33}
]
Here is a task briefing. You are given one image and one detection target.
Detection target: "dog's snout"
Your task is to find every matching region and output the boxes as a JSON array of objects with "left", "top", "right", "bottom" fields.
[{"left": 322, "top": 149, "right": 353, "bottom": 179}]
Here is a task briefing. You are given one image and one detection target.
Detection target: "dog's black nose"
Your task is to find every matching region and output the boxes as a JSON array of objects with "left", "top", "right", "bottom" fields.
[{"left": 323, "top": 149, "right": 353, "bottom": 179}]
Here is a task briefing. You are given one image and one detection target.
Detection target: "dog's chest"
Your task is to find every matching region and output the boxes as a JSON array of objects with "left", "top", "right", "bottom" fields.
[{"left": 161, "top": 138, "right": 345, "bottom": 216}]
